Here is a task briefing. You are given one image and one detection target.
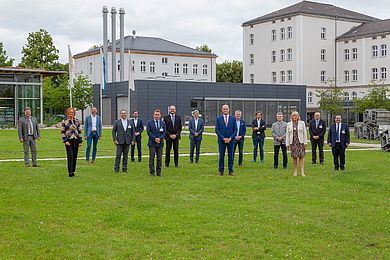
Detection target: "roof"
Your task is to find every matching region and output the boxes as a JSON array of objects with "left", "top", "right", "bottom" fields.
[
  {"left": 242, "top": 1, "right": 380, "bottom": 27},
  {"left": 74, "top": 36, "right": 217, "bottom": 59},
  {"left": 0, "top": 67, "right": 66, "bottom": 77},
  {"left": 337, "top": 19, "right": 390, "bottom": 40}
]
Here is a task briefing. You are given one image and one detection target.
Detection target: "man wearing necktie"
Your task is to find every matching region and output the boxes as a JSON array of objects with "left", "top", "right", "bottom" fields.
[
  {"left": 130, "top": 111, "right": 144, "bottom": 162},
  {"left": 163, "top": 105, "right": 182, "bottom": 168},
  {"left": 233, "top": 110, "right": 246, "bottom": 166},
  {"left": 147, "top": 109, "right": 166, "bottom": 176},
  {"left": 251, "top": 111, "right": 266, "bottom": 163},
  {"left": 18, "top": 107, "right": 40, "bottom": 167},
  {"left": 309, "top": 112, "right": 326, "bottom": 164},
  {"left": 327, "top": 115, "right": 350, "bottom": 171},
  {"left": 189, "top": 110, "right": 204, "bottom": 164},
  {"left": 215, "top": 105, "right": 237, "bottom": 176}
]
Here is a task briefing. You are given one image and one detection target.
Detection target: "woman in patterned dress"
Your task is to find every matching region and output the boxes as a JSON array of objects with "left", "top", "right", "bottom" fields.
[{"left": 286, "top": 111, "right": 308, "bottom": 176}]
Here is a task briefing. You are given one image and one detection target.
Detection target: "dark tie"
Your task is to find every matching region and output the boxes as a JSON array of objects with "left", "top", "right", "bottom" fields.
[
  {"left": 316, "top": 120, "right": 319, "bottom": 129},
  {"left": 336, "top": 124, "right": 340, "bottom": 142},
  {"left": 28, "top": 118, "right": 32, "bottom": 135},
  {"left": 171, "top": 115, "right": 175, "bottom": 126},
  {"left": 225, "top": 116, "right": 228, "bottom": 127}
]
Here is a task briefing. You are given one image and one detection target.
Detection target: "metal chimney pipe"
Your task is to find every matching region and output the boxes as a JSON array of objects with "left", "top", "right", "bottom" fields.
[
  {"left": 111, "top": 7, "right": 117, "bottom": 82},
  {"left": 119, "top": 8, "right": 125, "bottom": 82},
  {"left": 102, "top": 6, "right": 108, "bottom": 81}
]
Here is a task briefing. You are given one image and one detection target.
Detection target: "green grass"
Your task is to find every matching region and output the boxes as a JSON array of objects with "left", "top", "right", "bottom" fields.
[{"left": 0, "top": 129, "right": 389, "bottom": 258}]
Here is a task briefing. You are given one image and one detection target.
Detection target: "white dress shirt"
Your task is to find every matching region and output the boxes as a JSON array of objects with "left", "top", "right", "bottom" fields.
[
  {"left": 91, "top": 115, "right": 97, "bottom": 131},
  {"left": 194, "top": 118, "right": 198, "bottom": 132},
  {"left": 121, "top": 118, "right": 128, "bottom": 130}
]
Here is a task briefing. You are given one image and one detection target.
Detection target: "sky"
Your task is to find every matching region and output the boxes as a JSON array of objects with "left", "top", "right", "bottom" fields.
[{"left": 0, "top": 0, "right": 389, "bottom": 65}]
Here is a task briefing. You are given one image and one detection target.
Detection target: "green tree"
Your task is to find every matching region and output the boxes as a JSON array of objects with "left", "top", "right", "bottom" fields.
[
  {"left": 19, "top": 29, "right": 59, "bottom": 69},
  {"left": 354, "top": 82, "right": 390, "bottom": 113},
  {"left": 316, "top": 79, "right": 344, "bottom": 124},
  {"left": 89, "top": 44, "right": 100, "bottom": 50},
  {"left": 0, "top": 42, "right": 14, "bottom": 66},
  {"left": 72, "top": 73, "right": 93, "bottom": 123},
  {"left": 196, "top": 44, "right": 212, "bottom": 53},
  {"left": 216, "top": 60, "right": 243, "bottom": 83}
]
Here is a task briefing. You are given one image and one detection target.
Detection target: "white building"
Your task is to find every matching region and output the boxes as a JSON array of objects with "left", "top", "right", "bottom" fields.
[
  {"left": 73, "top": 36, "right": 217, "bottom": 84},
  {"left": 242, "top": 0, "right": 390, "bottom": 122}
]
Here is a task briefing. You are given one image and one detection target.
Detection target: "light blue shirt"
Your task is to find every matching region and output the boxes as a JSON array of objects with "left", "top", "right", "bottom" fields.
[{"left": 236, "top": 120, "right": 240, "bottom": 136}]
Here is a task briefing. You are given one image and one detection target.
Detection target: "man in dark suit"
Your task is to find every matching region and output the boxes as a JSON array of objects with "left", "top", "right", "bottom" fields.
[
  {"left": 309, "top": 112, "right": 326, "bottom": 164},
  {"left": 251, "top": 111, "right": 266, "bottom": 163},
  {"left": 130, "top": 110, "right": 144, "bottom": 162},
  {"left": 215, "top": 104, "right": 237, "bottom": 176},
  {"left": 147, "top": 109, "right": 166, "bottom": 176},
  {"left": 233, "top": 110, "right": 246, "bottom": 166},
  {"left": 163, "top": 105, "right": 182, "bottom": 168},
  {"left": 18, "top": 107, "right": 40, "bottom": 167},
  {"left": 327, "top": 115, "right": 350, "bottom": 171},
  {"left": 84, "top": 106, "right": 102, "bottom": 164},
  {"left": 188, "top": 110, "right": 204, "bottom": 164},
  {"left": 112, "top": 109, "right": 135, "bottom": 173}
]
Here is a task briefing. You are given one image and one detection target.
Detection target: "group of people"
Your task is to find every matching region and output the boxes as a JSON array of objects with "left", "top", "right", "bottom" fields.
[{"left": 18, "top": 104, "right": 350, "bottom": 178}]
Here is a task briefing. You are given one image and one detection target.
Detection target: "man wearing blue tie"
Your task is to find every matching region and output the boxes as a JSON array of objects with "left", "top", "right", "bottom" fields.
[
  {"left": 327, "top": 115, "right": 350, "bottom": 171},
  {"left": 215, "top": 105, "right": 237, "bottom": 176},
  {"left": 233, "top": 110, "right": 246, "bottom": 166},
  {"left": 147, "top": 109, "right": 166, "bottom": 176},
  {"left": 188, "top": 110, "right": 204, "bottom": 164}
]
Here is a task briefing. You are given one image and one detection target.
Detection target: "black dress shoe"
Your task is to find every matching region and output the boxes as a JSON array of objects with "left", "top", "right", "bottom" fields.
[
  {"left": 114, "top": 169, "right": 119, "bottom": 173},
  {"left": 123, "top": 169, "right": 128, "bottom": 173},
  {"left": 283, "top": 166, "right": 287, "bottom": 169},
  {"left": 334, "top": 167, "right": 339, "bottom": 170},
  {"left": 340, "top": 167, "right": 345, "bottom": 171},
  {"left": 32, "top": 164, "right": 39, "bottom": 167},
  {"left": 150, "top": 173, "right": 155, "bottom": 176},
  {"left": 138, "top": 159, "right": 142, "bottom": 162},
  {"left": 157, "top": 174, "right": 162, "bottom": 177},
  {"left": 131, "top": 159, "right": 135, "bottom": 162},
  {"left": 274, "top": 166, "right": 278, "bottom": 169},
  {"left": 218, "top": 172, "right": 224, "bottom": 176},
  {"left": 165, "top": 164, "right": 169, "bottom": 168},
  {"left": 320, "top": 162, "right": 324, "bottom": 165},
  {"left": 175, "top": 165, "right": 178, "bottom": 168},
  {"left": 311, "top": 161, "right": 316, "bottom": 164}
]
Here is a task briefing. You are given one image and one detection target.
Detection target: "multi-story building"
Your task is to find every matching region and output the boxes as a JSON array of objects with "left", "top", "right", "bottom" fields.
[
  {"left": 242, "top": 0, "right": 390, "bottom": 123},
  {"left": 73, "top": 36, "right": 217, "bottom": 85}
]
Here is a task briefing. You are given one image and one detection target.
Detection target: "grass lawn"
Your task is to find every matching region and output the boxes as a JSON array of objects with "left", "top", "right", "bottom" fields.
[{"left": 0, "top": 129, "right": 389, "bottom": 258}]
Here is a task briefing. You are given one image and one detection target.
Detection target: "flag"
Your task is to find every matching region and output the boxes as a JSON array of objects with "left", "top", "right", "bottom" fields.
[
  {"left": 101, "top": 47, "right": 107, "bottom": 94},
  {"left": 68, "top": 45, "right": 75, "bottom": 90},
  {"left": 128, "top": 52, "right": 135, "bottom": 90}
]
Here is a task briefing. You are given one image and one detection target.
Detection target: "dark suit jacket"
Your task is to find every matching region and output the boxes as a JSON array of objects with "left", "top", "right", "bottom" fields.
[
  {"left": 131, "top": 118, "right": 144, "bottom": 142},
  {"left": 112, "top": 119, "right": 135, "bottom": 145},
  {"left": 84, "top": 115, "right": 102, "bottom": 137},
  {"left": 327, "top": 123, "right": 350, "bottom": 149},
  {"left": 251, "top": 118, "right": 266, "bottom": 138},
  {"left": 147, "top": 119, "right": 166, "bottom": 147},
  {"left": 309, "top": 119, "right": 326, "bottom": 141},
  {"left": 163, "top": 114, "right": 182, "bottom": 140},
  {"left": 235, "top": 119, "right": 247, "bottom": 141},
  {"left": 189, "top": 117, "right": 204, "bottom": 141},
  {"left": 215, "top": 115, "right": 237, "bottom": 144},
  {"left": 18, "top": 116, "right": 40, "bottom": 141}
]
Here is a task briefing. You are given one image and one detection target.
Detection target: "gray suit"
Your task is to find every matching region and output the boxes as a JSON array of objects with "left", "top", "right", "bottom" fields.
[
  {"left": 18, "top": 116, "right": 40, "bottom": 166},
  {"left": 112, "top": 119, "right": 135, "bottom": 171}
]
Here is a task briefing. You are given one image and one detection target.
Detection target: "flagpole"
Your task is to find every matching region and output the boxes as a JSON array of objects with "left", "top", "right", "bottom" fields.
[
  {"left": 100, "top": 47, "right": 105, "bottom": 124},
  {"left": 68, "top": 45, "right": 74, "bottom": 108}
]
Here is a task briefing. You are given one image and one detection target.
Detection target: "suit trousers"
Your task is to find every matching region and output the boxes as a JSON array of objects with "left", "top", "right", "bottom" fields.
[
  {"left": 233, "top": 139, "right": 244, "bottom": 166},
  {"left": 86, "top": 131, "right": 99, "bottom": 161},
  {"left": 311, "top": 138, "right": 324, "bottom": 163},
  {"left": 274, "top": 144, "right": 287, "bottom": 168},
  {"left": 114, "top": 144, "right": 130, "bottom": 171},
  {"left": 253, "top": 135, "right": 265, "bottom": 162},
  {"left": 65, "top": 139, "right": 79, "bottom": 174},
  {"left": 131, "top": 138, "right": 142, "bottom": 161},
  {"left": 332, "top": 143, "right": 346, "bottom": 169},
  {"left": 23, "top": 136, "right": 37, "bottom": 166},
  {"left": 218, "top": 141, "right": 235, "bottom": 173},
  {"left": 149, "top": 146, "right": 162, "bottom": 176},
  {"left": 165, "top": 139, "right": 179, "bottom": 166},
  {"left": 189, "top": 138, "right": 201, "bottom": 163}
]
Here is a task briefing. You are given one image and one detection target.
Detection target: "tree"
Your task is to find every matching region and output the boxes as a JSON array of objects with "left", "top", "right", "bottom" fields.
[
  {"left": 216, "top": 60, "right": 243, "bottom": 83},
  {"left": 72, "top": 73, "right": 93, "bottom": 123},
  {"left": 0, "top": 42, "right": 14, "bottom": 66},
  {"left": 89, "top": 44, "right": 100, "bottom": 50},
  {"left": 196, "top": 44, "right": 212, "bottom": 53},
  {"left": 19, "top": 29, "right": 59, "bottom": 70},
  {"left": 354, "top": 81, "right": 390, "bottom": 113},
  {"left": 316, "top": 79, "right": 344, "bottom": 124}
]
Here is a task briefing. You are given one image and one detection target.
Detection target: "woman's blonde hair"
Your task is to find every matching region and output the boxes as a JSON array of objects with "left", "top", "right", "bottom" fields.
[{"left": 290, "top": 111, "right": 300, "bottom": 121}]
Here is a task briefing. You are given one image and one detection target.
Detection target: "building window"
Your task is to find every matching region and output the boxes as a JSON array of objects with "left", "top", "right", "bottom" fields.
[
  {"left": 272, "top": 72, "right": 277, "bottom": 83},
  {"left": 162, "top": 57, "right": 168, "bottom": 64},
  {"left": 372, "top": 45, "right": 378, "bottom": 58},
  {"left": 287, "top": 70, "right": 293, "bottom": 82},
  {"left": 287, "top": 48, "right": 292, "bottom": 61},
  {"left": 381, "top": 44, "right": 387, "bottom": 57},
  {"left": 140, "top": 61, "right": 146, "bottom": 72},
  {"left": 344, "top": 92, "right": 350, "bottom": 101},
  {"left": 344, "top": 49, "right": 350, "bottom": 61},
  {"left": 308, "top": 92, "right": 313, "bottom": 103},
  {"left": 287, "top": 26, "right": 292, "bottom": 39},
  {"left": 250, "top": 74, "right": 254, "bottom": 84},
  {"left": 344, "top": 70, "right": 350, "bottom": 82},
  {"left": 174, "top": 63, "right": 180, "bottom": 74},
  {"left": 280, "top": 28, "right": 285, "bottom": 40},
  {"left": 352, "top": 91, "right": 358, "bottom": 100},
  {"left": 117, "top": 60, "right": 120, "bottom": 71},
  {"left": 352, "top": 69, "right": 358, "bottom": 82},
  {"left": 271, "top": 51, "right": 276, "bottom": 63},
  {"left": 372, "top": 68, "right": 378, "bottom": 80},
  {"left": 89, "top": 62, "right": 93, "bottom": 74},
  {"left": 280, "top": 71, "right": 285, "bottom": 83},
  {"left": 271, "top": 29, "right": 276, "bottom": 41},
  {"left": 381, "top": 67, "right": 387, "bottom": 80},
  {"left": 321, "top": 49, "right": 326, "bottom": 61},
  {"left": 280, "top": 50, "right": 285, "bottom": 62},
  {"left": 183, "top": 64, "right": 188, "bottom": 74},
  {"left": 193, "top": 64, "right": 198, "bottom": 75},
  {"left": 150, "top": 62, "right": 155, "bottom": 73},
  {"left": 203, "top": 65, "right": 208, "bottom": 75},
  {"left": 352, "top": 48, "right": 358, "bottom": 60},
  {"left": 321, "top": 27, "right": 326, "bottom": 39},
  {"left": 250, "top": 54, "right": 254, "bottom": 65},
  {"left": 162, "top": 72, "right": 168, "bottom": 77},
  {"left": 320, "top": 71, "right": 326, "bottom": 83},
  {"left": 249, "top": 34, "right": 254, "bottom": 45}
]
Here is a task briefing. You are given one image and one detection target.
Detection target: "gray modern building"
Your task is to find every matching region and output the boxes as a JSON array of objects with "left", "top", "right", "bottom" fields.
[{"left": 93, "top": 80, "right": 306, "bottom": 126}]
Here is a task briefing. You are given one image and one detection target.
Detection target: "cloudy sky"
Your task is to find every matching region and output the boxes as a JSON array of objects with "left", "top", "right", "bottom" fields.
[{"left": 0, "top": 0, "right": 389, "bottom": 65}]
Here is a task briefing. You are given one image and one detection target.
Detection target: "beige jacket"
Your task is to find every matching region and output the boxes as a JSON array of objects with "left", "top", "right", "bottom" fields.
[{"left": 286, "top": 120, "right": 308, "bottom": 146}]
